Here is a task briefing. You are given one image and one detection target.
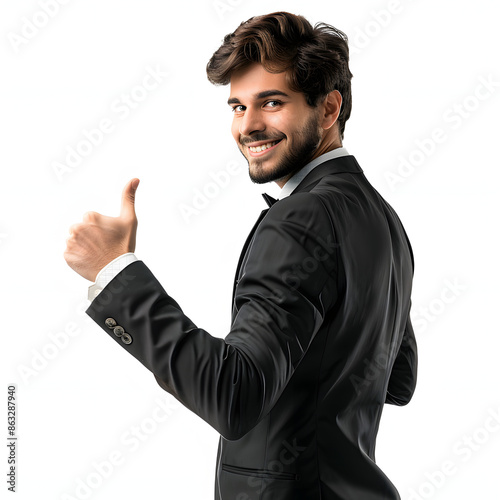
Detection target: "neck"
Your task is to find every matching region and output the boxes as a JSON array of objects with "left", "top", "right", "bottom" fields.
[
  {"left": 274, "top": 138, "right": 343, "bottom": 188},
  {"left": 311, "top": 140, "right": 343, "bottom": 162}
]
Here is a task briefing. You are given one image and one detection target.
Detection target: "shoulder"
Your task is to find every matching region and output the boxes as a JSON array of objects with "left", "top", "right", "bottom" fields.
[
  {"left": 257, "top": 191, "right": 337, "bottom": 252},
  {"left": 267, "top": 191, "right": 331, "bottom": 224}
]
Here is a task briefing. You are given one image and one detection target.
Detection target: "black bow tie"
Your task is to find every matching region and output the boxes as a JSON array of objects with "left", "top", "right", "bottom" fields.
[{"left": 262, "top": 193, "right": 278, "bottom": 207}]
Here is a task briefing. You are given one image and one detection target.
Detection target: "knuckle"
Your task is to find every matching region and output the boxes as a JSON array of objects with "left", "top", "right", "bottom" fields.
[{"left": 83, "top": 211, "right": 97, "bottom": 222}]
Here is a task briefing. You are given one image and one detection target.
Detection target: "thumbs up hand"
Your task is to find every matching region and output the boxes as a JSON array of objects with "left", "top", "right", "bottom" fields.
[{"left": 64, "top": 178, "right": 140, "bottom": 282}]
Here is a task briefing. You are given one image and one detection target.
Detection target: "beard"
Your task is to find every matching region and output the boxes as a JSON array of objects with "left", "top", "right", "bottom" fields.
[{"left": 238, "top": 113, "right": 322, "bottom": 185}]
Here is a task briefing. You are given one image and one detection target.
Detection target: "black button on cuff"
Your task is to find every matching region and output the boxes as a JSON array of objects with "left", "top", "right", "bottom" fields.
[
  {"left": 113, "top": 326, "right": 125, "bottom": 337},
  {"left": 121, "top": 333, "right": 132, "bottom": 345},
  {"left": 105, "top": 318, "right": 117, "bottom": 328}
]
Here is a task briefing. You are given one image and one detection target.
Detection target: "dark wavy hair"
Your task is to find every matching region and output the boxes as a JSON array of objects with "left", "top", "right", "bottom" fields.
[{"left": 206, "top": 11, "right": 353, "bottom": 140}]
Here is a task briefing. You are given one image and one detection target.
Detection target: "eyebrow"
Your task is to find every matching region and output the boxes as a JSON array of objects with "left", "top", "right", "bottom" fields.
[{"left": 227, "top": 89, "right": 290, "bottom": 105}]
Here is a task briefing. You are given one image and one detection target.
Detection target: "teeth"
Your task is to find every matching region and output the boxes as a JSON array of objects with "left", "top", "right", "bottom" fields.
[{"left": 249, "top": 141, "right": 278, "bottom": 153}]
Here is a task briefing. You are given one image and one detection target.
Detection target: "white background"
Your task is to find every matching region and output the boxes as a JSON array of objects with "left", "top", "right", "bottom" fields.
[{"left": 1, "top": 0, "right": 499, "bottom": 498}]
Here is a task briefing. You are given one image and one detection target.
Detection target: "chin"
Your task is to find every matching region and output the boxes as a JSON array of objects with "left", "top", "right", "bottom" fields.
[{"left": 248, "top": 161, "right": 290, "bottom": 185}]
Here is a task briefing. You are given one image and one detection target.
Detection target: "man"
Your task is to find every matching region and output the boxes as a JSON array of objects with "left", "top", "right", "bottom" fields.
[{"left": 64, "top": 11, "right": 417, "bottom": 499}]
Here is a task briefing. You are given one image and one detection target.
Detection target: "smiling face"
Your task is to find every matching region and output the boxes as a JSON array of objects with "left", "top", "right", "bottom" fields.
[{"left": 228, "top": 63, "right": 325, "bottom": 187}]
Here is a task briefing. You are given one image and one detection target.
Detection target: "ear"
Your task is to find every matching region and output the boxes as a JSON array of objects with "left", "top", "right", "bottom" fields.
[{"left": 320, "top": 90, "right": 342, "bottom": 130}]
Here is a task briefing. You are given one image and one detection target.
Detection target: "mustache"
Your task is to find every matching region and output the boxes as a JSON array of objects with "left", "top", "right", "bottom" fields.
[{"left": 239, "top": 133, "right": 286, "bottom": 146}]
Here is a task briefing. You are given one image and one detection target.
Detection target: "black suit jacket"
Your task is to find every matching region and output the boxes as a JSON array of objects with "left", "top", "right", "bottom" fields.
[{"left": 86, "top": 155, "right": 417, "bottom": 499}]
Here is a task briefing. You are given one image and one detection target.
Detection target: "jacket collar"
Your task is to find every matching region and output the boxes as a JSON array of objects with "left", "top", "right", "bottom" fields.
[{"left": 291, "top": 155, "right": 363, "bottom": 195}]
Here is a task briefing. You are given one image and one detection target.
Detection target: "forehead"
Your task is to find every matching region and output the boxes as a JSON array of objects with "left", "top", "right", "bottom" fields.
[{"left": 228, "top": 63, "right": 299, "bottom": 101}]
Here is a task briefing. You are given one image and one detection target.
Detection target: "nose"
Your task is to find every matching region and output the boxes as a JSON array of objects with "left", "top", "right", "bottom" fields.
[{"left": 239, "top": 107, "right": 265, "bottom": 137}]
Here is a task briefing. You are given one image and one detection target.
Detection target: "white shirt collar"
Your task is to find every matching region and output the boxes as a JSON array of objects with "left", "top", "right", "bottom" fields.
[{"left": 278, "top": 146, "right": 349, "bottom": 200}]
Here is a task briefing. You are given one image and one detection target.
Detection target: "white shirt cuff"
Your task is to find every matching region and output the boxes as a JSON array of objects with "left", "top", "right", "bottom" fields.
[{"left": 87, "top": 253, "right": 138, "bottom": 301}]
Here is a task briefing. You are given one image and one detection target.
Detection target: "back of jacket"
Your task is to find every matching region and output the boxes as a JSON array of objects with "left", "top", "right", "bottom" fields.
[
  {"left": 215, "top": 155, "right": 417, "bottom": 499},
  {"left": 86, "top": 155, "right": 417, "bottom": 500}
]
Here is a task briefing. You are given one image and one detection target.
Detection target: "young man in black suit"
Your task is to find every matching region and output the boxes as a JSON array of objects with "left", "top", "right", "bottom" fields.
[{"left": 65, "top": 11, "right": 417, "bottom": 499}]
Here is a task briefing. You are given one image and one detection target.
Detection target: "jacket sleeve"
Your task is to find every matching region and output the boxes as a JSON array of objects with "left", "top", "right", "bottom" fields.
[
  {"left": 385, "top": 311, "right": 418, "bottom": 406},
  {"left": 85, "top": 194, "right": 339, "bottom": 440}
]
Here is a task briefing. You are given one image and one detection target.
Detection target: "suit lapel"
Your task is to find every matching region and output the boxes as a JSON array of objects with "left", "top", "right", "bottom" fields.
[{"left": 231, "top": 209, "right": 269, "bottom": 304}]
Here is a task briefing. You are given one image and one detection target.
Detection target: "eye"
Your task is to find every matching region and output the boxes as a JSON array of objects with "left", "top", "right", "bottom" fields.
[
  {"left": 264, "top": 100, "right": 282, "bottom": 109},
  {"left": 231, "top": 105, "right": 246, "bottom": 113}
]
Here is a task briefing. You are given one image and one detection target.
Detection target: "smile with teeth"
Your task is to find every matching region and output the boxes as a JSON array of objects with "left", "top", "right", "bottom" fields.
[{"left": 248, "top": 140, "right": 280, "bottom": 153}]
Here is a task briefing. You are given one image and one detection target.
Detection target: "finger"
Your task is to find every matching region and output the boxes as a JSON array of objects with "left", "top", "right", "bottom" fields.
[
  {"left": 82, "top": 211, "right": 101, "bottom": 223},
  {"left": 68, "top": 222, "right": 83, "bottom": 235},
  {"left": 120, "top": 178, "right": 140, "bottom": 220}
]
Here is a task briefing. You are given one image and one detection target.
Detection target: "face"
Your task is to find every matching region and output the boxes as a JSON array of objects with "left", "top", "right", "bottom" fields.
[{"left": 228, "top": 63, "right": 323, "bottom": 187}]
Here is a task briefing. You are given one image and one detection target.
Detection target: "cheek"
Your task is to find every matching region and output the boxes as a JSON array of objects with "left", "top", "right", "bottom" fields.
[
  {"left": 231, "top": 119, "right": 240, "bottom": 142},
  {"left": 266, "top": 114, "right": 292, "bottom": 137}
]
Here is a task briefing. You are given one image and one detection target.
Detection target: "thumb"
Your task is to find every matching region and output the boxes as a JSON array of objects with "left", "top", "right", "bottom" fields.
[{"left": 120, "top": 178, "right": 140, "bottom": 219}]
